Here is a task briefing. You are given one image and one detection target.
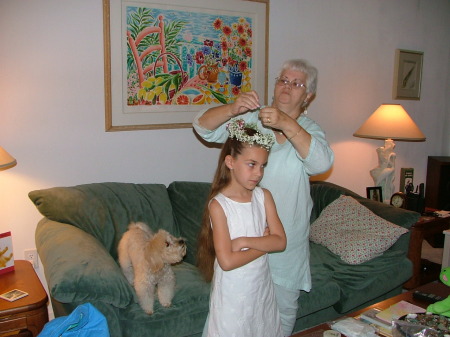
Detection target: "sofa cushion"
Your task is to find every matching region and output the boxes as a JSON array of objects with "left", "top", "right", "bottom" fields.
[
  {"left": 310, "top": 195, "right": 408, "bottom": 264},
  {"left": 299, "top": 243, "right": 341, "bottom": 317},
  {"left": 119, "top": 262, "right": 210, "bottom": 337},
  {"left": 168, "top": 181, "right": 211, "bottom": 265},
  {"left": 29, "top": 182, "right": 176, "bottom": 258},
  {"left": 36, "top": 218, "right": 136, "bottom": 308},
  {"left": 310, "top": 241, "right": 412, "bottom": 314}
]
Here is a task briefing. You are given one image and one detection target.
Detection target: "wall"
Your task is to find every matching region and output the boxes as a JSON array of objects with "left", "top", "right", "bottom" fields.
[
  {"left": 268, "top": 0, "right": 450, "bottom": 193},
  {"left": 1, "top": 0, "right": 449, "bottom": 318}
]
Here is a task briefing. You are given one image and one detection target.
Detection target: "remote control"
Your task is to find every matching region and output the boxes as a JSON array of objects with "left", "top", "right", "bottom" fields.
[{"left": 412, "top": 291, "right": 446, "bottom": 303}]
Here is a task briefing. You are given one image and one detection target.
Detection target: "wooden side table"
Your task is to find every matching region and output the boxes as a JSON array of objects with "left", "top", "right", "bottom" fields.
[
  {"left": 404, "top": 215, "right": 450, "bottom": 289},
  {"left": 0, "top": 260, "right": 49, "bottom": 336}
]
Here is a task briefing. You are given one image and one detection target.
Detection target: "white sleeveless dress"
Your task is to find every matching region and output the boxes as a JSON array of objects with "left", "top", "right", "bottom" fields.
[{"left": 205, "top": 187, "right": 283, "bottom": 337}]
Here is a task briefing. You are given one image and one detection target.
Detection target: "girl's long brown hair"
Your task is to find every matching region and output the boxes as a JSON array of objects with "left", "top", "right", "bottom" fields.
[{"left": 196, "top": 128, "right": 258, "bottom": 282}]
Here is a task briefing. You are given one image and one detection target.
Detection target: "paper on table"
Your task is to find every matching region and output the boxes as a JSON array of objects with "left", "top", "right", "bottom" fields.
[{"left": 375, "top": 300, "right": 425, "bottom": 323}]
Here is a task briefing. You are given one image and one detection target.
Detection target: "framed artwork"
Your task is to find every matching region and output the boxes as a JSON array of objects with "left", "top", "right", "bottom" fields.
[
  {"left": 392, "top": 49, "right": 423, "bottom": 100},
  {"left": 366, "top": 186, "right": 383, "bottom": 203},
  {"left": 399, "top": 167, "right": 414, "bottom": 194},
  {"left": 0, "top": 231, "right": 14, "bottom": 275},
  {"left": 103, "top": 0, "right": 269, "bottom": 131}
]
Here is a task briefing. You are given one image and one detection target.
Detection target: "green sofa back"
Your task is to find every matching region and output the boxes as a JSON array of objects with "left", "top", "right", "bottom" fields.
[
  {"left": 29, "top": 182, "right": 177, "bottom": 259},
  {"left": 29, "top": 180, "right": 418, "bottom": 264},
  {"left": 168, "top": 181, "right": 211, "bottom": 265}
]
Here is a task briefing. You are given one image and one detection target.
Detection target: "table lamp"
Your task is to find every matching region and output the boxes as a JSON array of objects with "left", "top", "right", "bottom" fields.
[
  {"left": 353, "top": 104, "right": 426, "bottom": 202},
  {"left": 0, "top": 146, "right": 17, "bottom": 170}
]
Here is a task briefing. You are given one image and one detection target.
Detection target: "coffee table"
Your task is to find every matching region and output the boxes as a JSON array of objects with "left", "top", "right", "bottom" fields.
[{"left": 290, "top": 281, "right": 450, "bottom": 337}]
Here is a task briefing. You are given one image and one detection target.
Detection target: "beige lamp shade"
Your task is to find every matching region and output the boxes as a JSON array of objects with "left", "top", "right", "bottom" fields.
[
  {"left": 353, "top": 104, "right": 426, "bottom": 141},
  {"left": 0, "top": 146, "right": 17, "bottom": 169}
]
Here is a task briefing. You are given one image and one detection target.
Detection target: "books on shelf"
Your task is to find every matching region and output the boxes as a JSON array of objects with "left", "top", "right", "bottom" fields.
[{"left": 375, "top": 300, "right": 425, "bottom": 323}]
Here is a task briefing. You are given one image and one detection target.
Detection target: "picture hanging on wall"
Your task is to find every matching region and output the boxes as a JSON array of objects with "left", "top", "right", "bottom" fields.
[
  {"left": 103, "top": 0, "right": 269, "bottom": 131},
  {"left": 392, "top": 49, "right": 423, "bottom": 100}
]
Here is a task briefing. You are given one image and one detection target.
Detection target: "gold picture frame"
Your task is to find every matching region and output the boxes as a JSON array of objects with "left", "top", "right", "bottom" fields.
[
  {"left": 103, "top": 0, "right": 269, "bottom": 131},
  {"left": 393, "top": 49, "right": 423, "bottom": 100}
]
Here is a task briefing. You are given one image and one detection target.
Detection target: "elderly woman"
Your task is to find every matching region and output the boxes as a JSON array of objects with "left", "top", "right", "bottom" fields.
[{"left": 193, "top": 59, "right": 334, "bottom": 336}]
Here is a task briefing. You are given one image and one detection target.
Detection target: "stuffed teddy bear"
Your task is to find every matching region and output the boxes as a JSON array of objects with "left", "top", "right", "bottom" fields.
[{"left": 426, "top": 267, "right": 450, "bottom": 317}]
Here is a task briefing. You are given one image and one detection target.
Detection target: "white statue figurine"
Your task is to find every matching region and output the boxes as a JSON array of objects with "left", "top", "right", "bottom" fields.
[{"left": 370, "top": 139, "right": 396, "bottom": 203}]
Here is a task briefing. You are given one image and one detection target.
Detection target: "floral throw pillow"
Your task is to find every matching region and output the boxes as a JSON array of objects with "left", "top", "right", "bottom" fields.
[{"left": 310, "top": 195, "right": 408, "bottom": 264}]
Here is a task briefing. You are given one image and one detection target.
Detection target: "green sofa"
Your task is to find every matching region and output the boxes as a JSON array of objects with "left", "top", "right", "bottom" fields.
[{"left": 29, "top": 181, "right": 420, "bottom": 337}]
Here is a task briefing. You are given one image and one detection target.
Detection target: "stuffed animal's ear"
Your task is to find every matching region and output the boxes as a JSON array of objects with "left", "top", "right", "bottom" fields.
[{"left": 145, "top": 230, "right": 167, "bottom": 273}]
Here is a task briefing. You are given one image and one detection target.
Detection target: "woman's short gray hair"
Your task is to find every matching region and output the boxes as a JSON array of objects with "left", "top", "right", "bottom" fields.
[{"left": 279, "top": 59, "right": 318, "bottom": 94}]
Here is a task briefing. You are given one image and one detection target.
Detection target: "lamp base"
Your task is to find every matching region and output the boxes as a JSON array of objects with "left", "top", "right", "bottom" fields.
[{"left": 370, "top": 139, "right": 396, "bottom": 203}]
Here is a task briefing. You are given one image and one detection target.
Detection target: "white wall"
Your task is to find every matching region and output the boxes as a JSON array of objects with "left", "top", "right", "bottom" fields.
[
  {"left": 1, "top": 0, "right": 449, "bottom": 318},
  {"left": 268, "top": 0, "right": 450, "bottom": 193}
]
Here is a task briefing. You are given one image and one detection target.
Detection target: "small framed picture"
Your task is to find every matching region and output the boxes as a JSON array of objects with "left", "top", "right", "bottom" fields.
[
  {"left": 0, "top": 231, "right": 14, "bottom": 275},
  {"left": 367, "top": 187, "right": 383, "bottom": 202},
  {"left": 0, "top": 289, "right": 28, "bottom": 302},
  {"left": 400, "top": 167, "right": 414, "bottom": 194},
  {"left": 393, "top": 49, "right": 423, "bottom": 100}
]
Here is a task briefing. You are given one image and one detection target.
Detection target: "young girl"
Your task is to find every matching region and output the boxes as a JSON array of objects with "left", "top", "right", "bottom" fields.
[{"left": 197, "top": 118, "right": 286, "bottom": 337}]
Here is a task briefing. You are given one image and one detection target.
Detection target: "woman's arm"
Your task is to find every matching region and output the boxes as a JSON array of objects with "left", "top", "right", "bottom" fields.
[
  {"left": 232, "top": 189, "right": 286, "bottom": 252},
  {"left": 297, "top": 118, "right": 335, "bottom": 174},
  {"left": 283, "top": 121, "right": 312, "bottom": 159},
  {"left": 198, "top": 91, "right": 261, "bottom": 130},
  {"left": 210, "top": 199, "right": 266, "bottom": 271},
  {"left": 259, "top": 106, "right": 334, "bottom": 173}
]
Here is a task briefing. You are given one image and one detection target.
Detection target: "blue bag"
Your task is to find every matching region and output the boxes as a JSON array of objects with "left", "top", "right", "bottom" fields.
[{"left": 38, "top": 303, "right": 109, "bottom": 337}]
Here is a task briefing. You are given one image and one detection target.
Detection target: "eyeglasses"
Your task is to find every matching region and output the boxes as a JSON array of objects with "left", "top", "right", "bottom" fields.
[{"left": 275, "top": 77, "right": 307, "bottom": 90}]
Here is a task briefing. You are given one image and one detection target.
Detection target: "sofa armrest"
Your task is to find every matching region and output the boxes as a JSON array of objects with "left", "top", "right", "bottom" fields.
[{"left": 36, "top": 218, "right": 135, "bottom": 308}]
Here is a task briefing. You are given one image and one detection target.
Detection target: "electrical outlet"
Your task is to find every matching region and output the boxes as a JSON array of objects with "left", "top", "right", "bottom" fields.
[{"left": 24, "top": 249, "right": 39, "bottom": 269}]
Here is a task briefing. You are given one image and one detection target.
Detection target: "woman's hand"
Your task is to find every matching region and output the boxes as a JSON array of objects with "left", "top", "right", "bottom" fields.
[
  {"left": 260, "top": 106, "right": 311, "bottom": 157},
  {"left": 259, "top": 106, "right": 290, "bottom": 131},
  {"left": 229, "top": 91, "right": 261, "bottom": 117},
  {"left": 197, "top": 90, "right": 261, "bottom": 130}
]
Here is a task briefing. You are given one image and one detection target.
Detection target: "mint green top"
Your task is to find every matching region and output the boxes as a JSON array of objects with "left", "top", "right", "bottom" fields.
[{"left": 193, "top": 110, "right": 334, "bottom": 290}]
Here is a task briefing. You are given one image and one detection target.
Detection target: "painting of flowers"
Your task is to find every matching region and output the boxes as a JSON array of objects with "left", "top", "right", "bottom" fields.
[
  {"left": 126, "top": 6, "right": 254, "bottom": 107},
  {"left": 104, "top": 0, "right": 268, "bottom": 130}
]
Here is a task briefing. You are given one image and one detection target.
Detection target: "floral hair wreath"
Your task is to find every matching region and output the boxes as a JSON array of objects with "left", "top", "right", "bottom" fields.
[{"left": 226, "top": 118, "right": 275, "bottom": 151}]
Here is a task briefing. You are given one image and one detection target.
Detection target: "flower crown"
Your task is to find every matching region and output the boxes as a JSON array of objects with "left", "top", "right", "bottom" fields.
[{"left": 226, "top": 118, "right": 275, "bottom": 151}]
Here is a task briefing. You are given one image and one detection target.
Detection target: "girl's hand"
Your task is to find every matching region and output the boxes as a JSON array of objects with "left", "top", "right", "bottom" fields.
[
  {"left": 231, "top": 237, "right": 246, "bottom": 252},
  {"left": 229, "top": 91, "right": 261, "bottom": 116},
  {"left": 231, "top": 228, "right": 270, "bottom": 251}
]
